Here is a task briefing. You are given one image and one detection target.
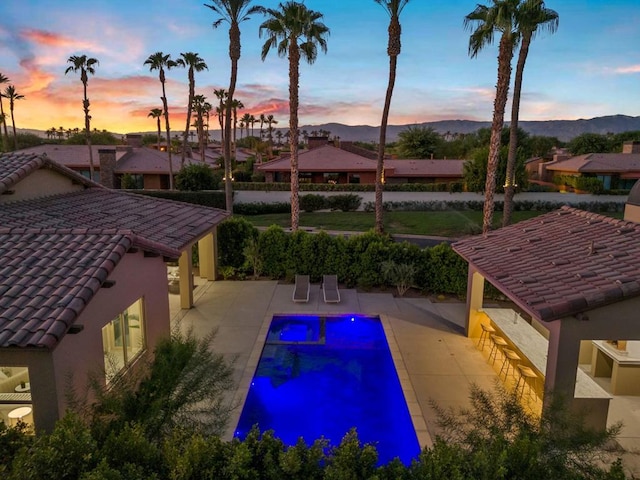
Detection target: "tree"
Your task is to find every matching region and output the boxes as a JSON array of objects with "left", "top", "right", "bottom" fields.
[
  {"left": 231, "top": 98, "right": 244, "bottom": 156},
  {"left": 240, "top": 112, "right": 252, "bottom": 139},
  {"left": 144, "top": 52, "right": 177, "bottom": 189},
  {"left": 148, "top": 108, "right": 163, "bottom": 151},
  {"left": 65, "top": 55, "right": 99, "bottom": 179},
  {"left": 265, "top": 113, "right": 278, "bottom": 155},
  {"left": 0, "top": 73, "right": 9, "bottom": 151},
  {"left": 503, "top": 0, "right": 559, "bottom": 227},
  {"left": 176, "top": 163, "right": 217, "bottom": 191},
  {"left": 374, "top": 0, "right": 409, "bottom": 234},
  {"left": 259, "top": 112, "right": 266, "bottom": 140},
  {"left": 192, "top": 94, "right": 211, "bottom": 160},
  {"left": 260, "top": 1, "right": 330, "bottom": 231},
  {"left": 213, "top": 87, "right": 228, "bottom": 145},
  {"left": 176, "top": 52, "right": 208, "bottom": 167},
  {"left": 465, "top": 0, "right": 519, "bottom": 235},
  {"left": 567, "top": 132, "right": 613, "bottom": 155},
  {"left": 2, "top": 85, "right": 24, "bottom": 151},
  {"left": 205, "top": 0, "right": 263, "bottom": 213},
  {"left": 396, "top": 125, "right": 443, "bottom": 159}
]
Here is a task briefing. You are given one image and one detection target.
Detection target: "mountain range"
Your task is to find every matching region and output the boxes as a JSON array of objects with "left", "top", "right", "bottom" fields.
[{"left": 18, "top": 114, "right": 640, "bottom": 144}]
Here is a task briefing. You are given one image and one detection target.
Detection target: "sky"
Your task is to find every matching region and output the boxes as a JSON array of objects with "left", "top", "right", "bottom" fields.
[{"left": 1, "top": 0, "right": 639, "bottom": 135}]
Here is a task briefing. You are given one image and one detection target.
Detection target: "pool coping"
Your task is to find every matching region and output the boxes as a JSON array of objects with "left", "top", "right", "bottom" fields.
[{"left": 225, "top": 312, "right": 433, "bottom": 454}]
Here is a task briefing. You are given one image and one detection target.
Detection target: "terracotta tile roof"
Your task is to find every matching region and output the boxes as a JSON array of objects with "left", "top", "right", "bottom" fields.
[
  {"left": 0, "top": 188, "right": 229, "bottom": 258},
  {"left": 258, "top": 144, "right": 380, "bottom": 172},
  {"left": 0, "top": 228, "right": 132, "bottom": 348},
  {"left": 385, "top": 159, "right": 465, "bottom": 178},
  {"left": 115, "top": 147, "right": 220, "bottom": 174},
  {"left": 0, "top": 152, "right": 98, "bottom": 194},
  {"left": 545, "top": 153, "right": 640, "bottom": 173},
  {"left": 17, "top": 145, "right": 128, "bottom": 168},
  {"left": 453, "top": 206, "right": 640, "bottom": 322}
]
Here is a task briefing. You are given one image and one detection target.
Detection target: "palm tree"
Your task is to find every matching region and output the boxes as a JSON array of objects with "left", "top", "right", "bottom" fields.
[
  {"left": 373, "top": 0, "right": 409, "bottom": 234},
  {"left": 2, "top": 85, "right": 24, "bottom": 150},
  {"left": 148, "top": 108, "right": 163, "bottom": 150},
  {"left": 144, "top": 52, "right": 177, "bottom": 189},
  {"left": 266, "top": 114, "right": 278, "bottom": 155},
  {"left": 213, "top": 88, "right": 228, "bottom": 145},
  {"left": 65, "top": 55, "right": 99, "bottom": 179},
  {"left": 192, "top": 94, "right": 210, "bottom": 160},
  {"left": 260, "top": 1, "right": 329, "bottom": 231},
  {"left": 259, "top": 113, "right": 266, "bottom": 140},
  {"left": 0, "top": 73, "right": 10, "bottom": 151},
  {"left": 249, "top": 114, "right": 256, "bottom": 137},
  {"left": 464, "top": 0, "right": 519, "bottom": 235},
  {"left": 502, "top": 0, "right": 558, "bottom": 226},
  {"left": 240, "top": 112, "right": 252, "bottom": 138},
  {"left": 205, "top": 0, "right": 263, "bottom": 213},
  {"left": 231, "top": 98, "right": 244, "bottom": 155},
  {"left": 176, "top": 52, "right": 208, "bottom": 166}
]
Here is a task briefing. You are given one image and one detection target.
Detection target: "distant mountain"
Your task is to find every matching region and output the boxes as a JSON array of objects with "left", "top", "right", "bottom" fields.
[
  {"left": 300, "top": 115, "right": 640, "bottom": 143},
  {"left": 18, "top": 115, "right": 640, "bottom": 144}
]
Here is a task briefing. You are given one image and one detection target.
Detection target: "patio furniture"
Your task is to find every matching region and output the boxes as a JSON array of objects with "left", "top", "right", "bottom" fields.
[
  {"left": 488, "top": 334, "right": 508, "bottom": 365},
  {"left": 516, "top": 364, "right": 539, "bottom": 401},
  {"left": 322, "top": 275, "right": 341, "bottom": 303},
  {"left": 477, "top": 322, "right": 496, "bottom": 350},
  {"left": 8, "top": 406, "right": 32, "bottom": 425},
  {"left": 499, "top": 348, "right": 521, "bottom": 380},
  {"left": 292, "top": 275, "right": 310, "bottom": 303}
]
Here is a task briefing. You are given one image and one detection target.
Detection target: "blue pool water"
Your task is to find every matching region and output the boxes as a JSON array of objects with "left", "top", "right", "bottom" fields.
[{"left": 235, "top": 314, "right": 421, "bottom": 465}]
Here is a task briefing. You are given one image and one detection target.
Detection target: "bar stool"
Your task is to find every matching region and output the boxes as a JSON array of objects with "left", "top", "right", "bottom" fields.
[
  {"left": 477, "top": 322, "right": 496, "bottom": 350},
  {"left": 499, "top": 348, "right": 521, "bottom": 380},
  {"left": 488, "top": 334, "right": 508, "bottom": 364},
  {"left": 516, "top": 365, "right": 539, "bottom": 400}
]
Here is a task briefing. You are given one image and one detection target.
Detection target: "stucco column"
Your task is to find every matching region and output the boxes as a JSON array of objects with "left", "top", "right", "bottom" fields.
[
  {"left": 465, "top": 266, "right": 485, "bottom": 338},
  {"left": 544, "top": 318, "right": 581, "bottom": 402},
  {"left": 178, "top": 249, "right": 194, "bottom": 309},
  {"left": 198, "top": 234, "right": 214, "bottom": 281}
]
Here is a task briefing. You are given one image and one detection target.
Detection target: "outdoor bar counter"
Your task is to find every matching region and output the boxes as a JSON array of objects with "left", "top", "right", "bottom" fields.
[{"left": 484, "top": 308, "right": 611, "bottom": 429}]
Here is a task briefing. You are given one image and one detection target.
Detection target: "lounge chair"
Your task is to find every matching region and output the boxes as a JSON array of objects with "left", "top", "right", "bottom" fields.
[
  {"left": 322, "top": 275, "right": 341, "bottom": 303},
  {"left": 292, "top": 275, "right": 310, "bottom": 303}
]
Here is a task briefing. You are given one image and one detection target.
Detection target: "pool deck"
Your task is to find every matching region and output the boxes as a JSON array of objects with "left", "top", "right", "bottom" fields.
[{"left": 170, "top": 279, "right": 640, "bottom": 472}]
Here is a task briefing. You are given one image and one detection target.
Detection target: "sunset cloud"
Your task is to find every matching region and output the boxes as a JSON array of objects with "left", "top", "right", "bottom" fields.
[{"left": 613, "top": 64, "right": 640, "bottom": 74}]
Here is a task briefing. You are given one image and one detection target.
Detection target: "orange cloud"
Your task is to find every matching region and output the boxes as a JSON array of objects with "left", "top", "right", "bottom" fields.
[
  {"left": 20, "top": 29, "right": 81, "bottom": 48},
  {"left": 614, "top": 65, "right": 640, "bottom": 74}
]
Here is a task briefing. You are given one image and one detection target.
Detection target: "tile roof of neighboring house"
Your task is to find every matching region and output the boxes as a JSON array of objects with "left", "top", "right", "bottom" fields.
[
  {"left": 17, "top": 144, "right": 129, "bottom": 168},
  {"left": 453, "top": 206, "right": 640, "bottom": 322},
  {"left": 114, "top": 147, "right": 219, "bottom": 174},
  {"left": 544, "top": 153, "right": 640, "bottom": 173},
  {"left": 0, "top": 152, "right": 98, "bottom": 194},
  {"left": 257, "top": 144, "right": 464, "bottom": 177},
  {"left": 258, "top": 144, "right": 379, "bottom": 172},
  {"left": 385, "top": 159, "right": 465, "bottom": 177},
  {"left": 0, "top": 228, "right": 133, "bottom": 348},
  {"left": 1, "top": 188, "right": 229, "bottom": 258}
]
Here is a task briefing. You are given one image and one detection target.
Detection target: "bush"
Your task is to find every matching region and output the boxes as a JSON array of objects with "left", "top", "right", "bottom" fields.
[
  {"left": 133, "top": 189, "right": 226, "bottom": 209},
  {"left": 300, "top": 194, "right": 327, "bottom": 212},
  {"left": 234, "top": 202, "right": 290, "bottom": 215},
  {"left": 217, "top": 217, "right": 259, "bottom": 269},
  {"left": 176, "top": 163, "right": 218, "bottom": 191},
  {"left": 327, "top": 194, "right": 362, "bottom": 212}
]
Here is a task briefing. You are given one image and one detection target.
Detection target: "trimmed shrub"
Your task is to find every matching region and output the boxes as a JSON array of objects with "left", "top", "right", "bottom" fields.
[
  {"left": 327, "top": 194, "right": 362, "bottom": 212},
  {"left": 217, "top": 217, "right": 259, "bottom": 269},
  {"left": 175, "top": 163, "right": 218, "bottom": 191},
  {"left": 258, "top": 225, "right": 289, "bottom": 279},
  {"left": 300, "top": 194, "right": 327, "bottom": 212},
  {"left": 234, "top": 202, "right": 290, "bottom": 215},
  {"left": 133, "top": 190, "right": 226, "bottom": 209}
]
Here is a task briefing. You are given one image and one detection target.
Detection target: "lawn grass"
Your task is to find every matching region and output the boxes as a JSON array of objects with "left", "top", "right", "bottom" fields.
[{"left": 239, "top": 210, "right": 615, "bottom": 237}]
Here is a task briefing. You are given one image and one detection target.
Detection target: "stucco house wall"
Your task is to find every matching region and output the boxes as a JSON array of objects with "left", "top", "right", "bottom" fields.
[{"left": 0, "top": 169, "right": 84, "bottom": 204}]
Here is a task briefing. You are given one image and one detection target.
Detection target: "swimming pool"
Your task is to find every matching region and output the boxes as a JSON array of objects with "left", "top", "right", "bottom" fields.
[{"left": 235, "top": 314, "right": 421, "bottom": 465}]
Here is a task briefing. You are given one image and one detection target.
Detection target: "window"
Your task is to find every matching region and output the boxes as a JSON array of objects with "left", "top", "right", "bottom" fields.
[
  {"left": 78, "top": 169, "right": 101, "bottom": 183},
  {"left": 102, "top": 299, "right": 145, "bottom": 382},
  {"left": 0, "top": 366, "right": 33, "bottom": 427}
]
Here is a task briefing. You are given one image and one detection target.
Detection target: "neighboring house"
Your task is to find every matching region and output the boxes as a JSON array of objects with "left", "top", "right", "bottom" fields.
[
  {"left": 453, "top": 189, "right": 640, "bottom": 432},
  {"left": 18, "top": 134, "right": 223, "bottom": 190},
  {"left": 0, "top": 152, "right": 228, "bottom": 432},
  {"left": 257, "top": 140, "right": 464, "bottom": 185},
  {"left": 540, "top": 141, "right": 640, "bottom": 190}
]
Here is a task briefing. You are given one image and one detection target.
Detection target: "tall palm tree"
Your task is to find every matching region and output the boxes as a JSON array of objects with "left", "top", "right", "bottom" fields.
[
  {"left": 148, "top": 108, "right": 163, "bottom": 150},
  {"left": 0, "top": 73, "right": 10, "bottom": 151},
  {"left": 241, "top": 112, "right": 252, "bottom": 138},
  {"left": 144, "top": 52, "right": 177, "bottom": 189},
  {"left": 65, "top": 55, "right": 99, "bottom": 179},
  {"left": 205, "top": 0, "right": 263, "bottom": 213},
  {"left": 266, "top": 113, "right": 277, "bottom": 155},
  {"left": 176, "top": 52, "right": 208, "bottom": 166},
  {"left": 2, "top": 85, "right": 24, "bottom": 150},
  {"left": 373, "top": 0, "right": 409, "bottom": 234},
  {"left": 260, "top": 1, "right": 329, "bottom": 231},
  {"left": 231, "top": 98, "right": 244, "bottom": 155},
  {"left": 213, "top": 88, "right": 228, "bottom": 145},
  {"left": 192, "top": 94, "right": 210, "bottom": 160},
  {"left": 502, "top": 0, "right": 558, "bottom": 226},
  {"left": 259, "top": 113, "right": 266, "bottom": 140},
  {"left": 249, "top": 114, "right": 256, "bottom": 137},
  {"left": 464, "top": 0, "right": 519, "bottom": 234}
]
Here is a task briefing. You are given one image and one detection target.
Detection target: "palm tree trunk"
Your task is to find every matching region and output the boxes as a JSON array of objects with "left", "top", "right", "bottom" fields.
[
  {"left": 289, "top": 40, "right": 301, "bottom": 232},
  {"left": 156, "top": 118, "right": 161, "bottom": 151},
  {"left": 83, "top": 79, "right": 95, "bottom": 180},
  {"left": 223, "top": 24, "right": 240, "bottom": 214},
  {"left": 375, "top": 54, "right": 397, "bottom": 234},
  {"left": 182, "top": 70, "right": 195, "bottom": 167},
  {"left": 10, "top": 104, "right": 17, "bottom": 150},
  {"left": 503, "top": 33, "right": 531, "bottom": 227},
  {"left": 161, "top": 79, "right": 174, "bottom": 190},
  {"left": 482, "top": 34, "right": 514, "bottom": 235},
  {"left": 0, "top": 98, "right": 8, "bottom": 151}
]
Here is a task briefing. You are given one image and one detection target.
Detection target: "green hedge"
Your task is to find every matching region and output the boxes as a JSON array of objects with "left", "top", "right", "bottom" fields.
[
  {"left": 217, "top": 222, "right": 469, "bottom": 297},
  {"left": 232, "top": 181, "right": 464, "bottom": 192},
  {"left": 128, "top": 189, "right": 226, "bottom": 209}
]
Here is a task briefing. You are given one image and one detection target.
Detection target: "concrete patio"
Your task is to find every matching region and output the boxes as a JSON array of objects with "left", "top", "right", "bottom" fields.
[{"left": 169, "top": 279, "right": 640, "bottom": 472}]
